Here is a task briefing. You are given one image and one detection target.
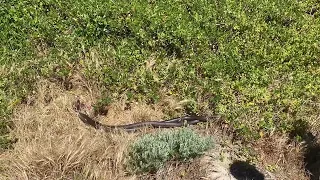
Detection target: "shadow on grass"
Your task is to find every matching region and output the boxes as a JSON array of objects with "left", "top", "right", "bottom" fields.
[
  {"left": 304, "top": 140, "right": 320, "bottom": 180},
  {"left": 289, "top": 119, "right": 320, "bottom": 180},
  {"left": 229, "top": 160, "right": 265, "bottom": 180}
]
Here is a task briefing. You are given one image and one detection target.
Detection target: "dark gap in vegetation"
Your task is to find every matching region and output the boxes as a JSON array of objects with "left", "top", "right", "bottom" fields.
[
  {"left": 93, "top": 96, "right": 112, "bottom": 116},
  {"left": 304, "top": 135, "right": 320, "bottom": 180},
  {"left": 289, "top": 120, "right": 320, "bottom": 179}
]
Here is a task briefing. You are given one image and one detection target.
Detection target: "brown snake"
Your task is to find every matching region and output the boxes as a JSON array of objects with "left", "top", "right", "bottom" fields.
[
  {"left": 74, "top": 99, "right": 210, "bottom": 132},
  {"left": 77, "top": 112, "right": 209, "bottom": 132}
]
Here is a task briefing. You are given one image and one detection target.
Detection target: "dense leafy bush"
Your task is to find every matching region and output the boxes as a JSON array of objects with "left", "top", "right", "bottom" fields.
[
  {"left": 127, "top": 128, "right": 213, "bottom": 173},
  {"left": 1, "top": 0, "right": 320, "bottom": 147}
]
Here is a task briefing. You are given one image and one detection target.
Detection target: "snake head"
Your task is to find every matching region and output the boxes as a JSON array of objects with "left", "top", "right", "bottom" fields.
[{"left": 78, "top": 112, "right": 101, "bottom": 130}]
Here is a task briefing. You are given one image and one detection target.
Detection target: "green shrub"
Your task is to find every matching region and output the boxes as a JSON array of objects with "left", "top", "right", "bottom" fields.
[
  {"left": 127, "top": 128, "right": 213, "bottom": 173},
  {"left": 1, "top": 0, "right": 320, "bottom": 144}
]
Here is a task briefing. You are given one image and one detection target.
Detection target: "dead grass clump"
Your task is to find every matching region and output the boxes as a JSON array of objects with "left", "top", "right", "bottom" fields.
[
  {"left": 100, "top": 97, "right": 165, "bottom": 126},
  {"left": 253, "top": 134, "right": 307, "bottom": 179},
  {"left": 0, "top": 79, "right": 202, "bottom": 180},
  {"left": 97, "top": 94, "right": 192, "bottom": 127},
  {"left": 0, "top": 80, "right": 138, "bottom": 180}
]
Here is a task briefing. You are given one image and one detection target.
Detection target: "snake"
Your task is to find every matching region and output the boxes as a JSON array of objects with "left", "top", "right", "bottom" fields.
[
  {"left": 77, "top": 112, "right": 209, "bottom": 133},
  {"left": 74, "top": 99, "right": 210, "bottom": 132}
]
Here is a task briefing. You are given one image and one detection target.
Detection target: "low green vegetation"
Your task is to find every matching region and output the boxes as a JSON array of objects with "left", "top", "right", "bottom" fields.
[
  {"left": 127, "top": 128, "right": 213, "bottom": 173},
  {"left": 1, "top": 0, "right": 320, "bottom": 148}
]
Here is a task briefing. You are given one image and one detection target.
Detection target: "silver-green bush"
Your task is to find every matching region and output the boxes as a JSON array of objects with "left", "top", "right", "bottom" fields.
[{"left": 127, "top": 128, "right": 213, "bottom": 173}]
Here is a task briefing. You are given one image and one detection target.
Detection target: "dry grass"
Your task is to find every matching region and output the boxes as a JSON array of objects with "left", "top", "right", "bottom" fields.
[
  {"left": 0, "top": 79, "right": 206, "bottom": 180},
  {"left": 0, "top": 78, "right": 317, "bottom": 180},
  {"left": 252, "top": 134, "right": 308, "bottom": 180},
  {"left": 0, "top": 80, "right": 138, "bottom": 179}
]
